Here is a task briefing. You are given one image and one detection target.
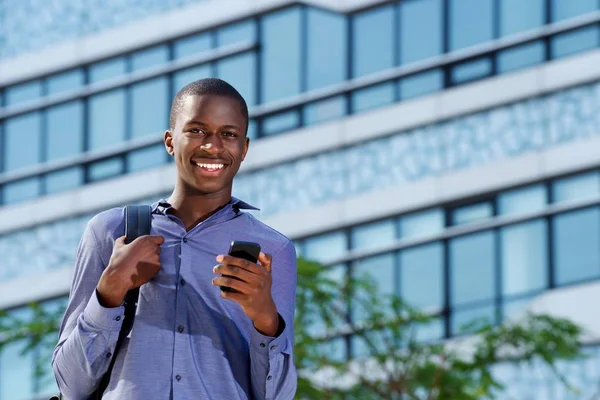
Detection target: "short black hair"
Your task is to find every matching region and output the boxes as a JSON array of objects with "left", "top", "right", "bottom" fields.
[{"left": 168, "top": 78, "right": 249, "bottom": 133}]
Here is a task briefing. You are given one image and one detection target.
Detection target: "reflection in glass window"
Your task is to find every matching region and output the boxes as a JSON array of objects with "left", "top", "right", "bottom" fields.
[
  {"left": 303, "top": 96, "right": 346, "bottom": 126},
  {"left": 451, "top": 57, "right": 492, "bottom": 84},
  {"left": 89, "top": 158, "right": 124, "bottom": 182},
  {"left": 551, "top": 26, "right": 600, "bottom": 59},
  {"left": 452, "top": 202, "right": 493, "bottom": 225},
  {"left": 131, "top": 45, "right": 169, "bottom": 72},
  {"left": 352, "top": 5, "right": 394, "bottom": 77},
  {"left": 3, "top": 178, "right": 40, "bottom": 204},
  {"left": 306, "top": 8, "right": 347, "bottom": 91},
  {"left": 174, "top": 32, "right": 212, "bottom": 60},
  {"left": 46, "top": 168, "right": 83, "bottom": 194},
  {"left": 173, "top": 65, "right": 212, "bottom": 96},
  {"left": 498, "top": 184, "right": 546, "bottom": 216},
  {"left": 4, "top": 112, "right": 41, "bottom": 171},
  {"left": 353, "top": 254, "right": 396, "bottom": 322},
  {"left": 351, "top": 219, "right": 396, "bottom": 251},
  {"left": 261, "top": 7, "right": 301, "bottom": 103},
  {"left": 46, "top": 101, "right": 84, "bottom": 161},
  {"left": 399, "top": 208, "right": 444, "bottom": 239},
  {"left": 450, "top": 231, "right": 495, "bottom": 306},
  {"left": 303, "top": 231, "right": 347, "bottom": 264},
  {"left": 89, "top": 89, "right": 126, "bottom": 150},
  {"left": 449, "top": 0, "right": 494, "bottom": 51},
  {"left": 351, "top": 82, "right": 395, "bottom": 113},
  {"left": 500, "top": 0, "right": 545, "bottom": 37},
  {"left": 47, "top": 69, "right": 84, "bottom": 95},
  {"left": 399, "top": 0, "right": 443, "bottom": 65},
  {"left": 216, "top": 20, "right": 256, "bottom": 46},
  {"left": 451, "top": 303, "right": 496, "bottom": 335},
  {"left": 89, "top": 57, "right": 127, "bottom": 83},
  {"left": 399, "top": 242, "right": 444, "bottom": 310},
  {"left": 500, "top": 220, "right": 548, "bottom": 297},
  {"left": 552, "top": 171, "right": 600, "bottom": 203},
  {"left": 261, "top": 111, "right": 300, "bottom": 136},
  {"left": 551, "top": 0, "right": 598, "bottom": 22},
  {"left": 497, "top": 41, "right": 546, "bottom": 74},
  {"left": 553, "top": 207, "right": 600, "bottom": 285},
  {"left": 128, "top": 145, "right": 167, "bottom": 172},
  {"left": 216, "top": 52, "right": 257, "bottom": 106},
  {"left": 399, "top": 69, "right": 443, "bottom": 100},
  {"left": 5, "top": 80, "right": 42, "bottom": 106},
  {"left": 131, "top": 77, "right": 169, "bottom": 138}
]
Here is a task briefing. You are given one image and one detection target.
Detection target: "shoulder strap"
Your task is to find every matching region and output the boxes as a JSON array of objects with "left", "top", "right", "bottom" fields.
[{"left": 92, "top": 205, "right": 152, "bottom": 399}]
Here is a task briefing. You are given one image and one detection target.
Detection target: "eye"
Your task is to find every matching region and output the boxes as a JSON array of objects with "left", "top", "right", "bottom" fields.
[
  {"left": 222, "top": 131, "right": 238, "bottom": 137},
  {"left": 188, "top": 128, "right": 205, "bottom": 134}
]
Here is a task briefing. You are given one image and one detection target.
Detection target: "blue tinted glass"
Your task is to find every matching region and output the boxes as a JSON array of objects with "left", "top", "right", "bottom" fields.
[
  {"left": 3, "top": 178, "right": 40, "bottom": 204},
  {"left": 498, "top": 184, "right": 546, "bottom": 216},
  {"left": 0, "top": 338, "right": 35, "bottom": 398},
  {"left": 131, "top": 77, "right": 168, "bottom": 138},
  {"left": 351, "top": 82, "right": 395, "bottom": 113},
  {"left": 399, "top": 242, "right": 444, "bottom": 309},
  {"left": 449, "top": 0, "right": 494, "bottom": 51},
  {"left": 46, "top": 167, "right": 83, "bottom": 194},
  {"left": 216, "top": 20, "right": 256, "bottom": 46},
  {"left": 174, "top": 32, "right": 212, "bottom": 60},
  {"left": 502, "top": 296, "right": 535, "bottom": 321},
  {"left": 89, "top": 158, "right": 124, "bottom": 181},
  {"left": 46, "top": 101, "right": 84, "bottom": 161},
  {"left": 128, "top": 144, "right": 166, "bottom": 172},
  {"left": 452, "top": 202, "right": 493, "bottom": 225},
  {"left": 553, "top": 207, "right": 600, "bottom": 285},
  {"left": 131, "top": 45, "right": 169, "bottom": 72},
  {"left": 552, "top": 171, "right": 600, "bottom": 203},
  {"left": 303, "top": 96, "right": 347, "bottom": 125},
  {"left": 399, "top": 69, "right": 443, "bottom": 100},
  {"left": 303, "top": 231, "right": 347, "bottom": 264},
  {"left": 246, "top": 119, "right": 257, "bottom": 140},
  {"left": 551, "top": 26, "right": 600, "bottom": 59},
  {"left": 399, "top": 0, "right": 443, "bottom": 64},
  {"left": 89, "top": 89, "right": 126, "bottom": 150},
  {"left": 451, "top": 303, "right": 496, "bottom": 335},
  {"left": 500, "top": 0, "right": 546, "bottom": 37},
  {"left": 4, "top": 112, "right": 41, "bottom": 171},
  {"left": 415, "top": 317, "right": 445, "bottom": 342},
  {"left": 89, "top": 57, "right": 127, "bottom": 83},
  {"left": 261, "top": 7, "right": 301, "bottom": 103},
  {"left": 5, "top": 80, "right": 42, "bottom": 106},
  {"left": 399, "top": 208, "right": 444, "bottom": 238},
  {"left": 497, "top": 41, "right": 546, "bottom": 73},
  {"left": 351, "top": 219, "right": 396, "bottom": 251},
  {"left": 352, "top": 5, "right": 394, "bottom": 77},
  {"left": 552, "top": 0, "right": 598, "bottom": 22},
  {"left": 320, "top": 337, "right": 346, "bottom": 362},
  {"left": 451, "top": 57, "right": 492, "bottom": 84},
  {"left": 261, "top": 111, "right": 300, "bottom": 136},
  {"left": 173, "top": 65, "right": 212, "bottom": 96},
  {"left": 306, "top": 8, "right": 347, "bottom": 91},
  {"left": 353, "top": 253, "right": 396, "bottom": 315},
  {"left": 216, "top": 52, "right": 256, "bottom": 106},
  {"left": 450, "top": 231, "right": 495, "bottom": 306},
  {"left": 47, "top": 69, "right": 84, "bottom": 95},
  {"left": 501, "top": 220, "right": 548, "bottom": 296}
]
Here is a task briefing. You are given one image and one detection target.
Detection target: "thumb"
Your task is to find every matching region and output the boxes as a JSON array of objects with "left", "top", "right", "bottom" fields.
[
  {"left": 258, "top": 252, "right": 272, "bottom": 273},
  {"left": 114, "top": 236, "right": 126, "bottom": 247},
  {"left": 147, "top": 235, "right": 165, "bottom": 245}
]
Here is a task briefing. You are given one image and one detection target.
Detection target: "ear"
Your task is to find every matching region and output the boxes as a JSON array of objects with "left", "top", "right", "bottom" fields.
[
  {"left": 241, "top": 137, "right": 250, "bottom": 162},
  {"left": 164, "top": 130, "right": 175, "bottom": 156}
]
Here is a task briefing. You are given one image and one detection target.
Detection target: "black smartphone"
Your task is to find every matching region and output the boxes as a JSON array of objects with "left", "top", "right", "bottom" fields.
[{"left": 220, "top": 240, "right": 261, "bottom": 293}]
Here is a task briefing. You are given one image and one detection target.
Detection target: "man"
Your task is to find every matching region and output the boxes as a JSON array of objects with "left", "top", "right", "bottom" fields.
[{"left": 52, "top": 78, "right": 298, "bottom": 399}]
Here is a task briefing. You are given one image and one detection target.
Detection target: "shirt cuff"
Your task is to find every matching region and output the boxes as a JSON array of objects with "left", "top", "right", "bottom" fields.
[
  {"left": 250, "top": 314, "right": 288, "bottom": 357},
  {"left": 82, "top": 289, "right": 125, "bottom": 332}
]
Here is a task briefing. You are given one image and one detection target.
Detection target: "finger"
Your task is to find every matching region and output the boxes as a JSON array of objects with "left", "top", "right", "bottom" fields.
[
  {"left": 213, "top": 264, "right": 258, "bottom": 284},
  {"left": 146, "top": 235, "right": 165, "bottom": 245},
  {"left": 114, "top": 236, "right": 126, "bottom": 247},
  {"left": 258, "top": 252, "right": 272, "bottom": 273},
  {"left": 220, "top": 290, "right": 245, "bottom": 303},
  {"left": 216, "top": 255, "right": 262, "bottom": 274},
  {"left": 212, "top": 276, "right": 253, "bottom": 294}
]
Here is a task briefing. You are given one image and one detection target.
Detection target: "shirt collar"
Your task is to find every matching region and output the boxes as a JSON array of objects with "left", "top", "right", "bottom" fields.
[{"left": 151, "top": 196, "right": 259, "bottom": 215}]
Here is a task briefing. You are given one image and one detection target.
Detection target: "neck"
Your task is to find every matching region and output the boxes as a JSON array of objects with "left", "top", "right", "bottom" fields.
[{"left": 167, "top": 183, "right": 233, "bottom": 231}]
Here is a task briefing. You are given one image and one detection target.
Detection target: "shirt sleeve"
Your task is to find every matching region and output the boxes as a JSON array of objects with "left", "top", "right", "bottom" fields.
[
  {"left": 249, "top": 240, "right": 298, "bottom": 400},
  {"left": 51, "top": 214, "right": 125, "bottom": 399}
]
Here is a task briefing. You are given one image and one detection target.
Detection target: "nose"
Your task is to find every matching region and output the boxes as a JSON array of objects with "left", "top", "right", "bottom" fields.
[{"left": 200, "top": 137, "right": 224, "bottom": 154}]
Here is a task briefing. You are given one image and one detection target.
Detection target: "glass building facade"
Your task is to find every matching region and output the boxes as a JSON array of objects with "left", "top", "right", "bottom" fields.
[{"left": 1, "top": 0, "right": 600, "bottom": 398}]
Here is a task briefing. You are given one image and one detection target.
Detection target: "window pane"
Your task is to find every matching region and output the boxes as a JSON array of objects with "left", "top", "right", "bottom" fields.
[
  {"left": 3, "top": 178, "right": 40, "bottom": 204},
  {"left": 173, "top": 65, "right": 212, "bottom": 96},
  {"left": 47, "top": 69, "right": 84, "bottom": 95},
  {"left": 500, "top": 0, "right": 546, "bottom": 37},
  {"left": 261, "top": 111, "right": 300, "bottom": 136},
  {"left": 216, "top": 52, "right": 257, "bottom": 106},
  {"left": 451, "top": 58, "right": 493, "bottom": 84},
  {"left": 553, "top": 207, "right": 600, "bottom": 285},
  {"left": 46, "top": 167, "right": 83, "bottom": 194},
  {"left": 552, "top": 171, "right": 600, "bottom": 203},
  {"left": 399, "top": 242, "right": 444, "bottom": 309},
  {"left": 551, "top": 0, "right": 598, "bottom": 22},
  {"left": 0, "top": 339, "right": 35, "bottom": 399},
  {"left": 353, "top": 254, "right": 396, "bottom": 322},
  {"left": 497, "top": 41, "right": 546, "bottom": 73},
  {"left": 246, "top": 119, "right": 257, "bottom": 140},
  {"left": 399, "top": 208, "right": 444, "bottom": 239},
  {"left": 216, "top": 20, "right": 256, "bottom": 46},
  {"left": 320, "top": 337, "right": 347, "bottom": 362},
  {"left": 450, "top": 231, "right": 495, "bottom": 306},
  {"left": 4, "top": 113, "right": 41, "bottom": 171},
  {"left": 306, "top": 8, "right": 347, "bottom": 90},
  {"left": 449, "top": 0, "right": 494, "bottom": 51},
  {"left": 5, "top": 80, "right": 42, "bottom": 106},
  {"left": 174, "top": 32, "right": 212, "bottom": 60},
  {"left": 261, "top": 7, "right": 301, "bottom": 103},
  {"left": 502, "top": 296, "right": 534, "bottom": 321},
  {"left": 89, "top": 89, "right": 126, "bottom": 150},
  {"left": 89, "top": 158, "right": 124, "bottom": 181},
  {"left": 131, "top": 77, "right": 168, "bottom": 139},
  {"left": 551, "top": 26, "right": 600, "bottom": 59},
  {"left": 303, "top": 96, "right": 346, "bottom": 126},
  {"left": 303, "top": 232, "right": 347, "bottom": 264},
  {"left": 351, "top": 82, "right": 395, "bottom": 113},
  {"left": 399, "top": 69, "right": 443, "bottom": 100},
  {"left": 351, "top": 219, "right": 396, "bottom": 251},
  {"left": 498, "top": 184, "right": 546, "bottom": 216},
  {"left": 500, "top": 220, "right": 548, "bottom": 296},
  {"left": 352, "top": 5, "right": 394, "bottom": 77},
  {"left": 451, "top": 304, "right": 496, "bottom": 335},
  {"left": 47, "top": 101, "right": 83, "bottom": 161},
  {"left": 89, "top": 57, "right": 127, "bottom": 83},
  {"left": 128, "top": 144, "right": 167, "bottom": 172},
  {"left": 452, "top": 202, "right": 493, "bottom": 225},
  {"left": 131, "top": 45, "right": 169, "bottom": 72},
  {"left": 399, "top": 0, "right": 443, "bottom": 64}
]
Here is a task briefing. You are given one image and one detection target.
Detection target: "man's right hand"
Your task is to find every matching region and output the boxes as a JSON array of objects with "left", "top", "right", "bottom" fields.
[{"left": 96, "top": 235, "right": 164, "bottom": 308}]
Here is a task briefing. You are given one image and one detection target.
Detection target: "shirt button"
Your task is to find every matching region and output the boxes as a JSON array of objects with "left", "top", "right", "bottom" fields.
[
  {"left": 115, "top": 316, "right": 121, "bottom": 321},
  {"left": 267, "top": 376, "right": 272, "bottom": 380},
  {"left": 106, "top": 352, "right": 112, "bottom": 358},
  {"left": 178, "top": 325, "right": 184, "bottom": 333},
  {"left": 260, "top": 343, "right": 266, "bottom": 348},
  {"left": 175, "top": 374, "right": 181, "bottom": 381},
  {"left": 270, "top": 345, "right": 277, "bottom": 351},
  {"left": 180, "top": 278, "right": 186, "bottom": 286},
  {"left": 182, "top": 238, "right": 188, "bottom": 243}
]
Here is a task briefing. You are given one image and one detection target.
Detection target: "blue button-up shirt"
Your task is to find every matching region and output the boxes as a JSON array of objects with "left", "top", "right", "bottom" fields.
[{"left": 52, "top": 198, "right": 298, "bottom": 399}]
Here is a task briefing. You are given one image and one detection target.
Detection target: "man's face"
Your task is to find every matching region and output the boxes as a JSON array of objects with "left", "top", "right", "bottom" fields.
[{"left": 165, "top": 94, "right": 249, "bottom": 196}]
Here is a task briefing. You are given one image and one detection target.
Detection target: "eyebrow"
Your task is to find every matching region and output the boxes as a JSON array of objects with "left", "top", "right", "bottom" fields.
[{"left": 184, "top": 120, "right": 241, "bottom": 130}]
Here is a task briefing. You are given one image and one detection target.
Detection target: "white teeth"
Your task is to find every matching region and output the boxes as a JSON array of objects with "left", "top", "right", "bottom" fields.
[{"left": 194, "top": 162, "right": 224, "bottom": 169}]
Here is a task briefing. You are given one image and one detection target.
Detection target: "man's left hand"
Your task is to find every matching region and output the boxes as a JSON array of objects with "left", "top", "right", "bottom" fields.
[{"left": 212, "top": 252, "right": 280, "bottom": 337}]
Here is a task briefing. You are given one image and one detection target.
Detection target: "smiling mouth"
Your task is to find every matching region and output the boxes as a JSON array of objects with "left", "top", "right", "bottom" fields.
[{"left": 192, "top": 161, "right": 228, "bottom": 174}]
